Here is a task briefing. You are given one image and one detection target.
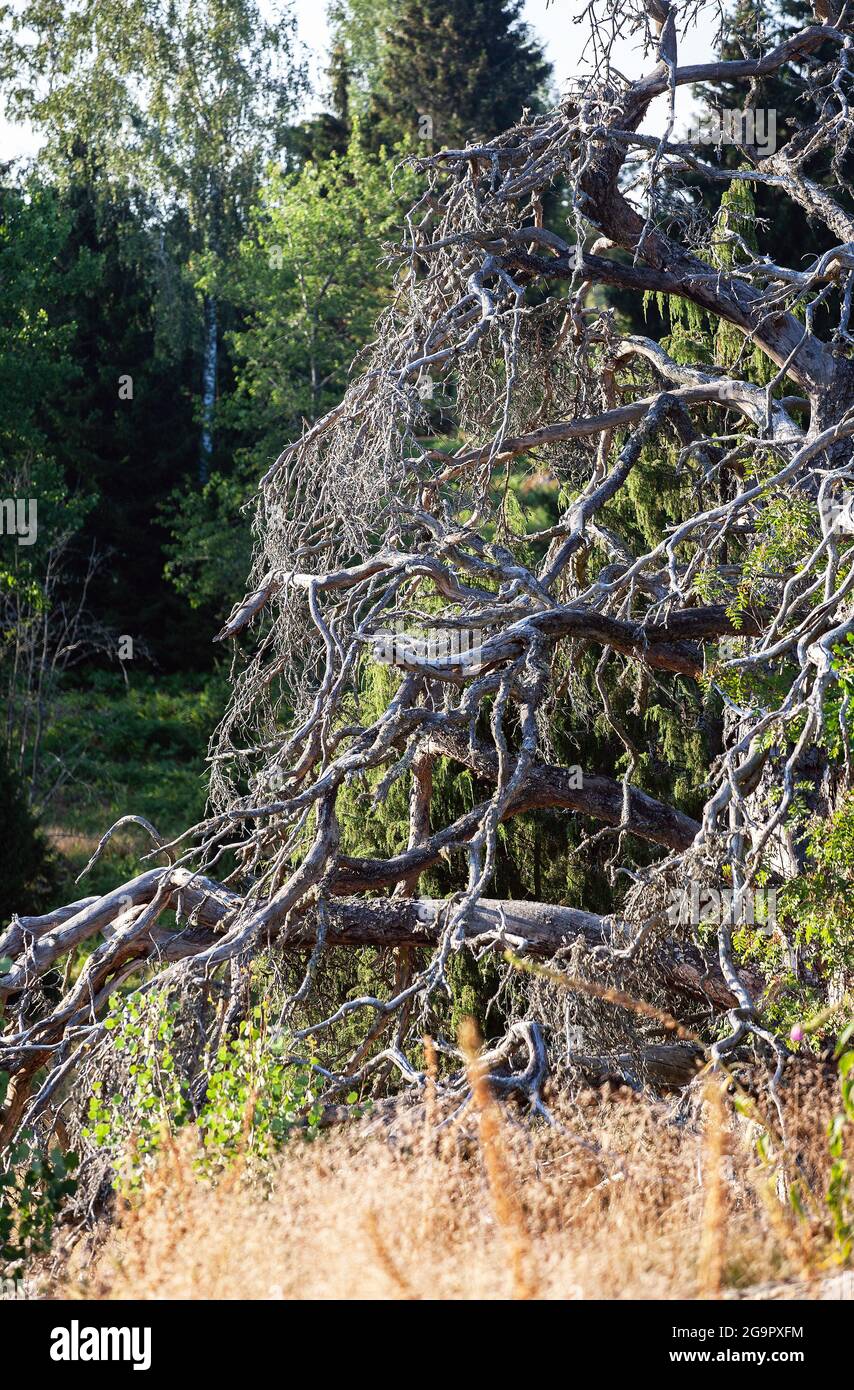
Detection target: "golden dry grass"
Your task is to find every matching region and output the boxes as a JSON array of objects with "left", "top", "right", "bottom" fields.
[{"left": 57, "top": 1069, "right": 850, "bottom": 1302}]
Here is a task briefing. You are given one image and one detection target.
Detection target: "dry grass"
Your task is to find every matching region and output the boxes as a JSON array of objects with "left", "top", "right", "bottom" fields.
[
  {"left": 56, "top": 1065, "right": 850, "bottom": 1302},
  {"left": 697, "top": 1075, "right": 728, "bottom": 1299}
]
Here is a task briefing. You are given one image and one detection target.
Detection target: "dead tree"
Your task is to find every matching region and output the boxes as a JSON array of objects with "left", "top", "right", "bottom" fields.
[{"left": 3, "top": 1, "right": 854, "bottom": 1147}]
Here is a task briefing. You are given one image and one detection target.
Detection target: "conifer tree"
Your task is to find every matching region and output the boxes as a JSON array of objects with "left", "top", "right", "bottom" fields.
[
  {"left": 332, "top": 0, "right": 551, "bottom": 148},
  {"left": 694, "top": 0, "right": 845, "bottom": 270}
]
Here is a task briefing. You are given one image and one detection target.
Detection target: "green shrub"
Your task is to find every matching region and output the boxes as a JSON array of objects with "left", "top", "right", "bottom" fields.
[
  {"left": 0, "top": 955, "right": 78, "bottom": 1277},
  {"left": 0, "top": 1133, "right": 78, "bottom": 1278},
  {"left": 85, "top": 991, "right": 322, "bottom": 1192}
]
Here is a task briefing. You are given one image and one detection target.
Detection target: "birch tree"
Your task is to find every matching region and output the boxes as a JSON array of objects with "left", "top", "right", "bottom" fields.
[{"left": 2, "top": 0, "right": 307, "bottom": 481}]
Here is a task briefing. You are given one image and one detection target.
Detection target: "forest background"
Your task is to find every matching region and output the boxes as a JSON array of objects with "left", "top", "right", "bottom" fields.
[{"left": 0, "top": 0, "right": 813, "bottom": 935}]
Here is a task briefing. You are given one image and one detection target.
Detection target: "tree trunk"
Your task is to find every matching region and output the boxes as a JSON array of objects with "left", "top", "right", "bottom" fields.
[{"left": 199, "top": 292, "right": 217, "bottom": 485}]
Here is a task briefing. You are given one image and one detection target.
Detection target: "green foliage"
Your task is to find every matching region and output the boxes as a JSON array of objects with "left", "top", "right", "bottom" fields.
[
  {"left": 0, "top": 180, "right": 77, "bottom": 462},
  {"left": 0, "top": 956, "right": 78, "bottom": 1278},
  {"left": 331, "top": 0, "right": 551, "bottom": 149},
  {"left": 2, "top": 2, "right": 310, "bottom": 650},
  {"left": 778, "top": 797, "right": 854, "bottom": 1004},
  {"left": 0, "top": 1134, "right": 78, "bottom": 1278},
  {"left": 4, "top": 0, "right": 306, "bottom": 236},
  {"left": 726, "top": 493, "right": 815, "bottom": 629},
  {"left": 327, "top": 0, "right": 395, "bottom": 117},
  {"left": 825, "top": 636, "right": 854, "bottom": 760},
  {"left": 732, "top": 793, "right": 854, "bottom": 1036},
  {"left": 162, "top": 468, "right": 255, "bottom": 616},
  {"left": 228, "top": 134, "right": 419, "bottom": 454},
  {"left": 644, "top": 179, "right": 773, "bottom": 384},
  {"left": 40, "top": 670, "right": 225, "bottom": 899},
  {"left": 0, "top": 180, "right": 100, "bottom": 719},
  {"left": 85, "top": 990, "right": 188, "bottom": 1192},
  {"left": 0, "top": 164, "right": 215, "bottom": 671},
  {"left": 1, "top": 453, "right": 98, "bottom": 811},
  {"left": 164, "top": 135, "right": 419, "bottom": 615},
  {"left": 713, "top": 179, "right": 775, "bottom": 385},
  {"left": 85, "top": 992, "right": 321, "bottom": 1193},
  {"left": 696, "top": 0, "right": 844, "bottom": 320},
  {"left": 45, "top": 176, "right": 208, "bottom": 668},
  {"left": 446, "top": 947, "right": 505, "bottom": 1042},
  {"left": 197, "top": 1012, "right": 322, "bottom": 1176}
]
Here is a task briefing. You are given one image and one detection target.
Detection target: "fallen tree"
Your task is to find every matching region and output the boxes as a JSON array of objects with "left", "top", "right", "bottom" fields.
[{"left": 3, "top": 0, "right": 854, "bottom": 1153}]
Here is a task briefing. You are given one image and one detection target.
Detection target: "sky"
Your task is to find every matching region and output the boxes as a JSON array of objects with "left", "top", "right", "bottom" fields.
[{"left": 0, "top": 0, "right": 721, "bottom": 161}]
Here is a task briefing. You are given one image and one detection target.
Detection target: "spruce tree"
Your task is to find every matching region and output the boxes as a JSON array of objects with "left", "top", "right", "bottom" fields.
[
  {"left": 335, "top": 0, "right": 551, "bottom": 148},
  {"left": 694, "top": 0, "right": 847, "bottom": 272}
]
